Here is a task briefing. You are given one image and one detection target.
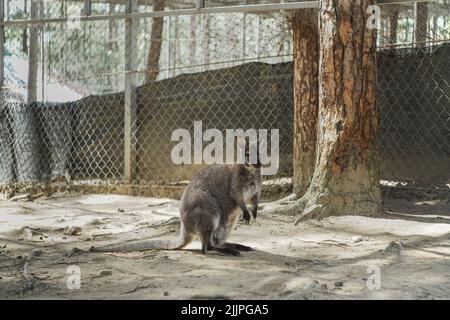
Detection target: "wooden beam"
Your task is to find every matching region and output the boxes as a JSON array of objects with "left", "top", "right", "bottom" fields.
[
  {"left": 415, "top": 1, "right": 429, "bottom": 46},
  {"left": 27, "top": 0, "right": 39, "bottom": 103}
]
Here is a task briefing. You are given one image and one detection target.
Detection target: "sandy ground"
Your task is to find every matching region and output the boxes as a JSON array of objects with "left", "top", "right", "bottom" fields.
[{"left": 1, "top": 192, "right": 450, "bottom": 300}]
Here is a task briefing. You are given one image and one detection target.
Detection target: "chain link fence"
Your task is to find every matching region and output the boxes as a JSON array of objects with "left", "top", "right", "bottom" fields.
[{"left": 0, "top": 0, "right": 449, "bottom": 198}]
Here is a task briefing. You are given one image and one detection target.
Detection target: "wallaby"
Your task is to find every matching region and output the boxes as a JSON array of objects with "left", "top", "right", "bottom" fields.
[{"left": 90, "top": 136, "right": 262, "bottom": 256}]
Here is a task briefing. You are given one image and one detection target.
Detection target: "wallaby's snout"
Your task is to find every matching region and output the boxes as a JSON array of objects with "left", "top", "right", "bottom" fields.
[{"left": 94, "top": 135, "right": 262, "bottom": 256}]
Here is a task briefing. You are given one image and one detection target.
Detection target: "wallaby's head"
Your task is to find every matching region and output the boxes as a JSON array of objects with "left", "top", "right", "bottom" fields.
[{"left": 236, "top": 136, "right": 261, "bottom": 169}]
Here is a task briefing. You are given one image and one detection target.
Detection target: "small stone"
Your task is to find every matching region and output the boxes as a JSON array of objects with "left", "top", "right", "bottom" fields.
[
  {"left": 65, "top": 226, "right": 82, "bottom": 236},
  {"left": 64, "top": 170, "right": 72, "bottom": 183},
  {"left": 9, "top": 194, "right": 31, "bottom": 202},
  {"left": 335, "top": 281, "right": 344, "bottom": 287},
  {"left": 65, "top": 247, "right": 86, "bottom": 258},
  {"left": 63, "top": 236, "right": 67, "bottom": 240},
  {"left": 30, "top": 193, "right": 44, "bottom": 201},
  {"left": 320, "top": 283, "right": 328, "bottom": 290},
  {"left": 98, "top": 270, "right": 112, "bottom": 277},
  {"left": 352, "top": 236, "right": 363, "bottom": 243},
  {"left": 16, "top": 255, "right": 22, "bottom": 259},
  {"left": 164, "top": 291, "right": 170, "bottom": 296},
  {"left": 118, "top": 208, "right": 125, "bottom": 213},
  {"left": 30, "top": 249, "right": 42, "bottom": 258}
]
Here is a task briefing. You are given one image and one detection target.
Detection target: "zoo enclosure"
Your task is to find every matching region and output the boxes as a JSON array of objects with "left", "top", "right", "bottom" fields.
[{"left": 0, "top": 0, "right": 449, "bottom": 194}]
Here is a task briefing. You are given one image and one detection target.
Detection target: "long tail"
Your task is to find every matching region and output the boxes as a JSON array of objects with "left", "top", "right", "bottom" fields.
[{"left": 90, "top": 225, "right": 192, "bottom": 253}]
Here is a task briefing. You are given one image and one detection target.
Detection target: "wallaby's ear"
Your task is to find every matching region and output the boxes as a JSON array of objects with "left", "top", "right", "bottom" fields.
[{"left": 236, "top": 136, "right": 247, "bottom": 150}]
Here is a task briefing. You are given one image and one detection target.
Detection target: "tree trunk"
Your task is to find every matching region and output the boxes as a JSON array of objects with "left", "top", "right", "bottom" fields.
[
  {"left": 292, "top": 9, "right": 319, "bottom": 196},
  {"left": 432, "top": 15, "right": 437, "bottom": 41},
  {"left": 145, "top": 0, "right": 165, "bottom": 83},
  {"left": 415, "top": 2, "right": 428, "bottom": 46},
  {"left": 189, "top": 14, "right": 197, "bottom": 65},
  {"left": 294, "top": 0, "right": 382, "bottom": 222},
  {"left": 0, "top": 90, "right": 15, "bottom": 184}
]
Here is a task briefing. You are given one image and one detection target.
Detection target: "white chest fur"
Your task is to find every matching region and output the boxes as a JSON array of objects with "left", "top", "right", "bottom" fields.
[{"left": 227, "top": 207, "right": 241, "bottom": 228}]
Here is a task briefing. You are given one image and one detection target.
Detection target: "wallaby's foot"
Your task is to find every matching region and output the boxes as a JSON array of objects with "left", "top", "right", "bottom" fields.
[
  {"left": 223, "top": 242, "right": 254, "bottom": 252},
  {"left": 210, "top": 246, "right": 241, "bottom": 256},
  {"left": 66, "top": 247, "right": 87, "bottom": 257}
]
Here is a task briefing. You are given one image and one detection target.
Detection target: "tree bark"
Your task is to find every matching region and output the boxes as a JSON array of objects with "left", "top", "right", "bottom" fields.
[
  {"left": 107, "top": 3, "right": 114, "bottom": 88},
  {"left": 432, "top": 15, "right": 437, "bottom": 41},
  {"left": 389, "top": 9, "right": 398, "bottom": 45},
  {"left": 145, "top": 0, "right": 165, "bottom": 83},
  {"left": 292, "top": 9, "right": 319, "bottom": 196},
  {"left": 293, "top": 0, "right": 382, "bottom": 222},
  {"left": 203, "top": 15, "right": 211, "bottom": 69}
]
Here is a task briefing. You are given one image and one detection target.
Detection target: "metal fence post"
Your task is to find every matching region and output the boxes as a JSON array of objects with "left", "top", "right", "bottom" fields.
[
  {"left": 84, "top": 0, "right": 92, "bottom": 16},
  {"left": 196, "top": 0, "right": 205, "bottom": 10},
  {"left": 0, "top": 0, "right": 4, "bottom": 88},
  {"left": 124, "top": 0, "right": 137, "bottom": 183},
  {"left": 27, "top": 0, "right": 39, "bottom": 104}
]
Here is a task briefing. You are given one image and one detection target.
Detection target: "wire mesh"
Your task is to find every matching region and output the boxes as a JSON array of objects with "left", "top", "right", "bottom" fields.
[
  {"left": 377, "top": 0, "right": 450, "bottom": 186},
  {"left": 0, "top": 0, "right": 449, "bottom": 194}
]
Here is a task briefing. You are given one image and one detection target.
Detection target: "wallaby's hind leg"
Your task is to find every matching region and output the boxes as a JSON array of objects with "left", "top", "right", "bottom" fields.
[
  {"left": 200, "top": 230, "right": 212, "bottom": 254},
  {"left": 210, "top": 226, "right": 248, "bottom": 255},
  {"left": 210, "top": 246, "right": 240, "bottom": 256},
  {"left": 240, "top": 203, "right": 251, "bottom": 224},
  {"left": 201, "top": 241, "right": 241, "bottom": 256},
  {"left": 178, "top": 224, "right": 195, "bottom": 250}
]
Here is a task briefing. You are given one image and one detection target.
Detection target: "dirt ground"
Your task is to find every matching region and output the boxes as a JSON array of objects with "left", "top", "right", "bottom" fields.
[{"left": 1, "top": 190, "right": 450, "bottom": 300}]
